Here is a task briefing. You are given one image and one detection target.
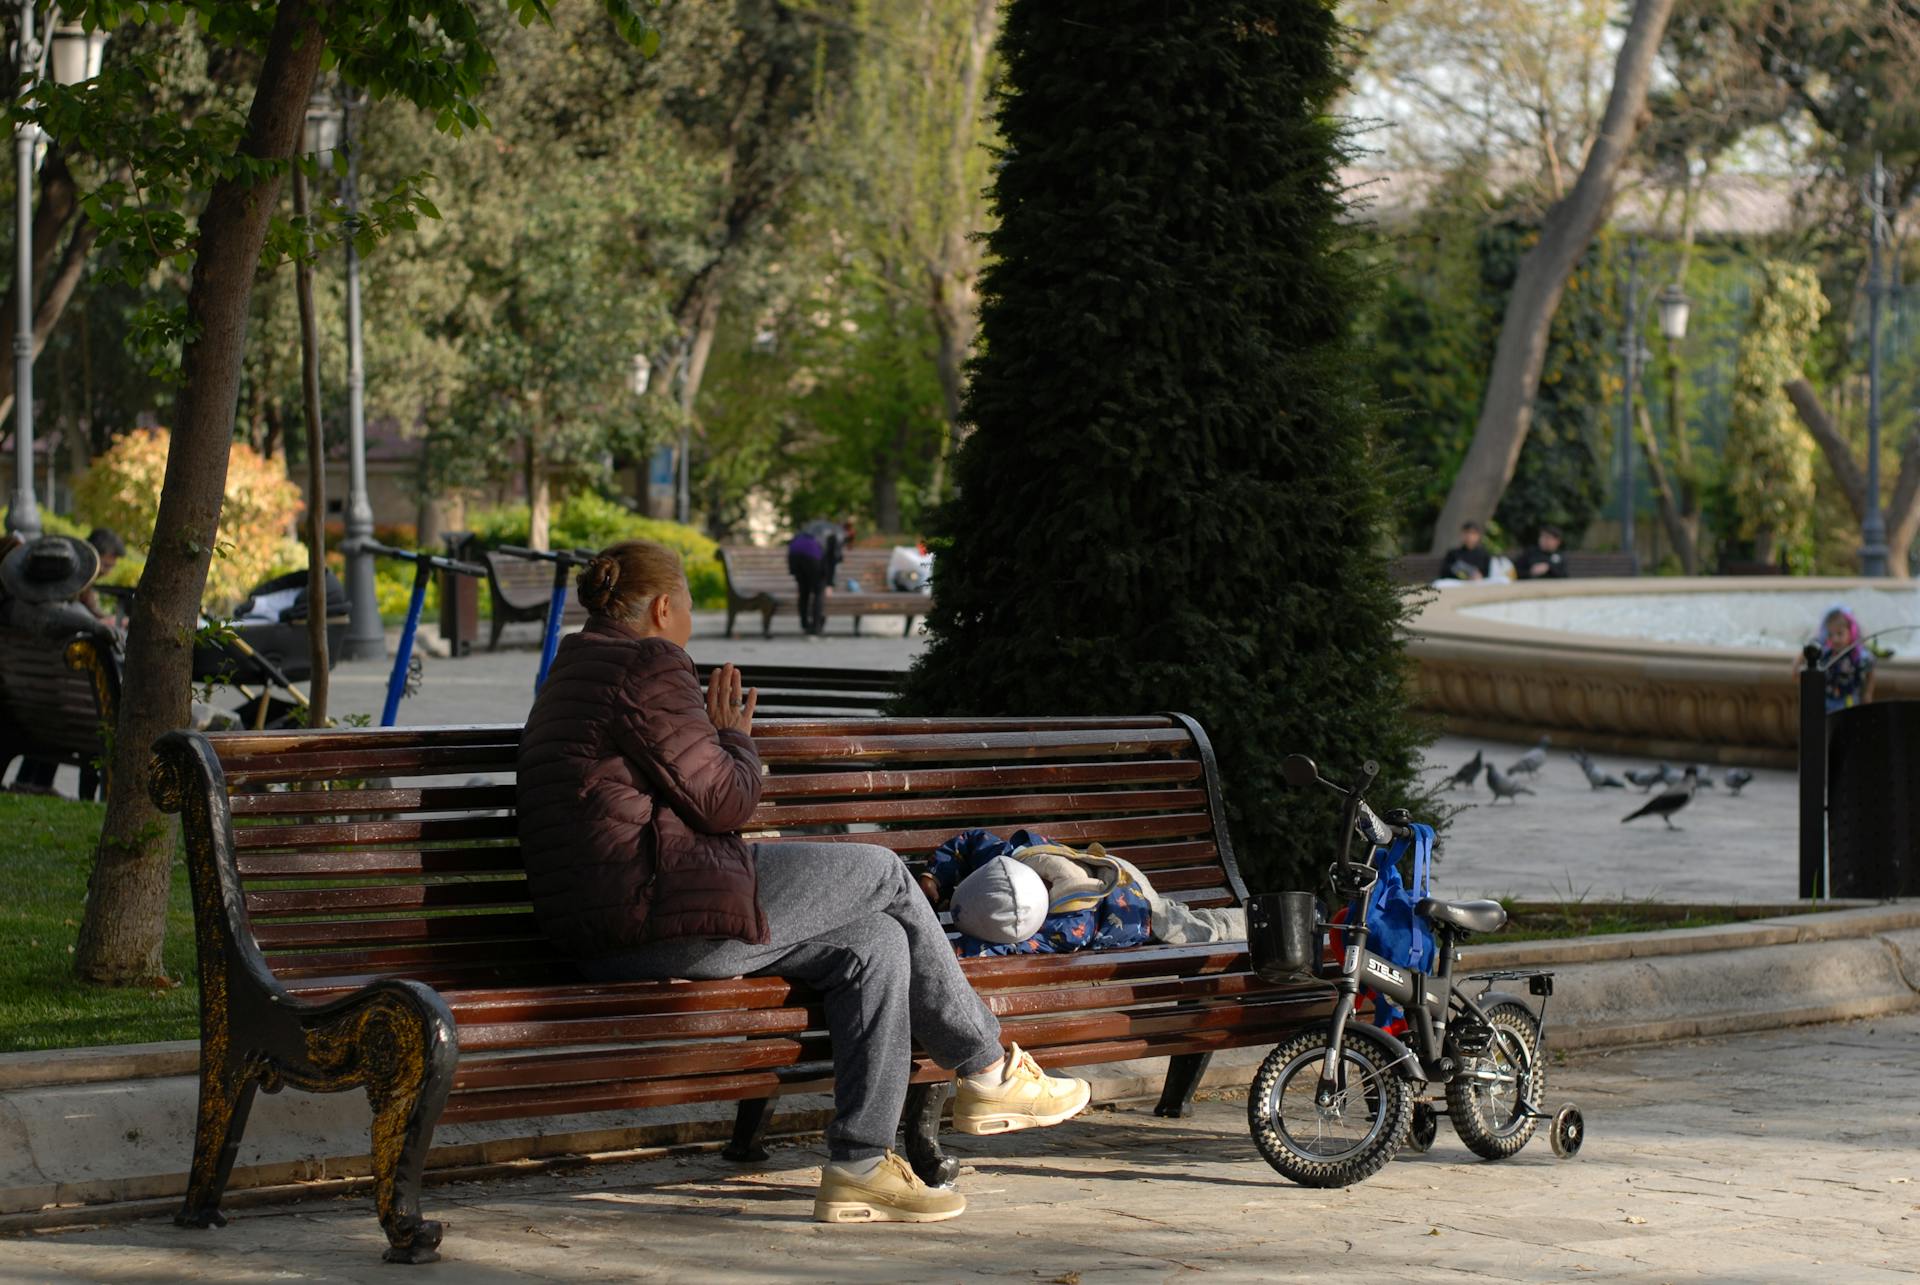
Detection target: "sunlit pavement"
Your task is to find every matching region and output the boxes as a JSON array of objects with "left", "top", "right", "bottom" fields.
[{"left": 8, "top": 1012, "right": 1917, "bottom": 1282}]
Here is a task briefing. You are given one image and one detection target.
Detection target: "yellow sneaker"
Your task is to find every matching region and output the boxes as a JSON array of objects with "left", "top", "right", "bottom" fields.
[
  {"left": 813, "top": 1151, "right": 967, "bottom": 1224},
  {"left": 951, "top": 1043, "right": 1092, "bottom": 1136}
]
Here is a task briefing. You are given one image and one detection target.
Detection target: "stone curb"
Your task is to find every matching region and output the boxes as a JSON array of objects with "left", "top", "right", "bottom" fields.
[{"left": 2, "top": 904, "right": 1915, "bottom": 1231}]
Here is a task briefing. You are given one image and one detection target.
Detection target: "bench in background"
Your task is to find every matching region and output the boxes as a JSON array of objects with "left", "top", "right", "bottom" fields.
[
  {"left": 689, "top": 662, "right": 903, "bottom": 717},
  {"left": 479, "top": 550, "right": 587, "bottom": 651},
  {"left": 0, "top": 628, "right": 119, "bottom": 800},
  {"left": 719, "top": 545, "right": 929, "bottom": 638}
]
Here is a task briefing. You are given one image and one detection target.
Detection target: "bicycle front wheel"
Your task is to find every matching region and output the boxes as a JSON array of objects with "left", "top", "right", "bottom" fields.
[{"left": 1248, "top": 1024, "right": 1412, "bottom": 1187}]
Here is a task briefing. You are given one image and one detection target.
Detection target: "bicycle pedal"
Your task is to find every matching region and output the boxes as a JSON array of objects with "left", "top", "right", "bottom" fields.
[{"left": 1452, "top": 1026, "right": 1493, "bottom": 1056}]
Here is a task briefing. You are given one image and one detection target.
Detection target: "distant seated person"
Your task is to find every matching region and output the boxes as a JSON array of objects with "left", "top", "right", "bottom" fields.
[
  {"left": 1516, "top": 525, "right": 1567, "bottom": 580},
  {"left": 1438, "top": 521, "right": 1493, "bottom": 582},
  {"left": 77, "top": 527, "right": 126, "bottom": 622},
  {"left": 0, "top": 536, "right": 111, "bottom": 794}
]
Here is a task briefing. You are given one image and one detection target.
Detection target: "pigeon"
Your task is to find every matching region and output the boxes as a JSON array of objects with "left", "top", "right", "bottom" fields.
[
  {"left": 1622, "top": 766, "right": 1699, "bottom": 830},
  {"left": 1445, "top": 750, "right": 1484, "bottom": 791},
  {"left": 1506, "top": 735, "right": 1551, "bottom": 777},
  {"left": 1687, "top": 764, "right": 1717, "bottom": 789},
  {"left": 1571, "top": 750, "right": 1626, "bottom": 790},
  {"left": 1624, "top": 764, "right": 1672, "bottom": 792},
  {"left": 1486, "top": 764, "right": 1535, "bottom": 804},
  {"left": 1724, "top": 767, "right": 1754, "bottom": 796}
]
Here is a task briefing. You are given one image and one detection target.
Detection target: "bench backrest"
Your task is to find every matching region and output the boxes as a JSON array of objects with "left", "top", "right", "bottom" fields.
[
  {"left": 0, "top": 629, "right": 116, "bottom": 759},
  {"left": 482, "top": 552, "right": 576, "bottom": 614},
  {"left": 170, "top": 715, "right": 1245, "bottom": 1001},
  {"left": 722, "top": 545, "right": 900, "bottom": 593},
  {"left": 690, "top": 663, "right": 902, "bottom": 716}
]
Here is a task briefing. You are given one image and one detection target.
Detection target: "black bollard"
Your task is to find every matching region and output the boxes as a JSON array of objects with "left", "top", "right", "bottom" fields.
[{"left": 1797, "top": 643, "right": 1826, "bottom": 899}]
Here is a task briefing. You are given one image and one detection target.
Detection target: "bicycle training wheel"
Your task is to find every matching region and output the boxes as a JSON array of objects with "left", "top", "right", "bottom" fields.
[{"left": 1248, "top": 1025, "right": 1412, "bottom": 1187}]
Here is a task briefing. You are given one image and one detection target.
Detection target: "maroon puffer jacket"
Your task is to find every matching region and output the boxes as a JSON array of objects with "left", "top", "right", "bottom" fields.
[{"left": 517, "top": 619, "right": 767, "bottom": 958}]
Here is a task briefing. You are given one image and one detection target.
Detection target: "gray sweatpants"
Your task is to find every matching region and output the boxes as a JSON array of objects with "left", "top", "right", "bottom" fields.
[{"left": 579, "top": 841, "right": 1004, "bottom": 1160}]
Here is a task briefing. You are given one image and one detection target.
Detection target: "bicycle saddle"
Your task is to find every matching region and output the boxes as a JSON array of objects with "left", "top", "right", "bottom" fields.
[{"left": 1416, "top": 897, "right": 1507, "bottom": 935}]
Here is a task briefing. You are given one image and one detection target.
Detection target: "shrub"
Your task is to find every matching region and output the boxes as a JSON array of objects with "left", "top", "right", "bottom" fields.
[
  {"left": 895, "top": 0, "right": 1432, "bottom": 895},
  {"left": 466, "top": 494, "right": 726, "bottom": 609},
  {"left": 75, "top": 429, "right": 304, "bottom": 612}
]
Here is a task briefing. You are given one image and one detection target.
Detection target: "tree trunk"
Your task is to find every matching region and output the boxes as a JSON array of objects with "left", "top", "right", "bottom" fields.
[
  {"left": 73, "top": 0, "right": 329, "bottom": 986},
  {"left": 1786, "top": 375, "right": 1920, "bottom": 579},
  {"left": 1429, "top": 0, "right": 1677, "bottom": 550},
  {"left": 526, "top": 422, "right": 550, "bottom": 552},
  {"left": 1636, "top": 403, "right": 1697, "bottom": 574},
  {"left": 923, "top": 0, "right": 999, "bottom": 502},
  {"left": 293, "top": 167, "right": 330, "bottom": 727}
]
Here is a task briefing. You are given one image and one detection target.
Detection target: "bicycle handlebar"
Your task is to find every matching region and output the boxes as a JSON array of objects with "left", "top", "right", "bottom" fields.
[
  {"left": 495, "top": 545, "right": 596, "bottom": 567},
  {"left": 357, "top": 540, "right": 487, "bottom": 578}
]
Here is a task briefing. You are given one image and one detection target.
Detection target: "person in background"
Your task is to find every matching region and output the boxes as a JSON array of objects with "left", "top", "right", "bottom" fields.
[
  {"left": 788, "top": 518, "right": 845, "bottom": 635},
  {"left": 0, "top": 536, "right": 108, "bottom": 794},
  {"left": 78, "top": 527, "right": 126, "bottom": 622},
  {"left": 1438, "top": 521, "right": 1493, "bottom": 582},
  {"left": 1792, "top": 605, "right": 1876, "bottom": 713},
  {"left": 1517, "top": 525, "right": 1567, "bottom": 579}
]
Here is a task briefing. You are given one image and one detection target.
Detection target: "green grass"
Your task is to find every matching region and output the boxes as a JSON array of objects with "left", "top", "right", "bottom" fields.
[
  {"left": 0, "top": 795, "right": 200, "bottom": 1052},
  {"left": 1496, "top": 905, "right": 1745, "bottom": 943}
]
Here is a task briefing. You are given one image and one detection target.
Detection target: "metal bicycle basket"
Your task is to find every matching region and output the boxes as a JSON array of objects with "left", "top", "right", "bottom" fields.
[{"left": 1247, "top": 891, "right": 1322, "bottom": 983}]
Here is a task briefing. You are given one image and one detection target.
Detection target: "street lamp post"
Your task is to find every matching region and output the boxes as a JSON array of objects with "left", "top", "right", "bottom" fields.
[
  {"left": 1861, "top": 154, "right": 1891, "bottom": 578},
  {"left": 337, "top": 86, "right": 384, "bottom": 659},
  {"left": 1617, "top": 238, "right": 1649, "bottom": 574},
  {"left": 1655, "top": 280, "right": 1691, "bottom": 566},
  {"left": 6, "top": 15, "right": 104, "bottom": 538}
]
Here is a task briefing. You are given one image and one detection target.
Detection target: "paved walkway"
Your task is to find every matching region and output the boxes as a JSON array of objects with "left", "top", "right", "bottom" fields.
[{"left": 8, "top": 1013, "right": 1917, "bottom": 1281}]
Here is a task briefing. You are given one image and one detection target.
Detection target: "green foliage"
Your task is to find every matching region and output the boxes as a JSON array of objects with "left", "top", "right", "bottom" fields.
[
  {"left": 898, "top": 0, "right": 1432, "bottom": 894},
  {"left": 1360, "top": 202, "right": 1615, "bottom": 549},
  {"left": 1724, "top": 261, "right": 1826, "bottom": 568},
  {"left": 467, "top": 494, "right": 725, "bottom": 608}
]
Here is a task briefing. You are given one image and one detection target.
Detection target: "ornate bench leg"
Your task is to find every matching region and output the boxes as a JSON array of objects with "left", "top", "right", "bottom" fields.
[
  {"left": 904, "top": 616, "right": 916, "bottom": 639},
  {"left": 303, "top": 986, "right": 457, "bottom": 1265},
  {"left": 901, "top": 1081, "right": 958, "bottom": 1188},
  {"left": 724, "top": 1097, "right": 775, "bottom": 1162},
  {"left": 175, "top": 1060, "right": 261, "bottom": 1231},
  {"left": 1154, "top": 1051, "right": 1213, "bottom": 1118},
  {"left": 761, "top": 605, "right": 775, "bottom": 639},
  {"left": 726, "top": 603, "right": 739, "bottom": 639}
]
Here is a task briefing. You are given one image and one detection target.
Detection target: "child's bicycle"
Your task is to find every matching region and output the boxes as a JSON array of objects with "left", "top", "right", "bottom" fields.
[{"left": 1244, "top": 752, "right": 1584, "bottom": 1187}]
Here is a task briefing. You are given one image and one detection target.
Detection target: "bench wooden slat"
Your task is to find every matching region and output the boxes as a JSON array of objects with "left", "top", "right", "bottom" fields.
[
  {"left": 238, "top": 847, "right": 526, "bottom": 880},
  {"left": 221, "top": 746, "right": 518, "bottom": 785},
  {"left": 749, "top": 812, "right": 1215, "bottom": 854},
  {"left": 757, "top": 760, "right": 1202, "bottom": 799},
  {"left": 232, "top": 815, "right": 517, "bottom": 851},
  {"left": 753, "top": 728, "right": 1194, "bottom": 765},
  {"left": 245, "top": 877, "right": 531, "bottom": 918},
  {"left": 757, "top": 787, "right": 1209, "bottom": 828},
  {"left": 229, "top": 784, "right": 519, "bottom": 817},
  {"left": 254, "top": 911, "right": 546, "bottom": 950}
]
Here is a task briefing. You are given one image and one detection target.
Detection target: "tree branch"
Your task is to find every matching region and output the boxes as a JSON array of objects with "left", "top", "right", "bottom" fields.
[{"left": 1783, "top": 377, "right": 1866, "bottom": 521}]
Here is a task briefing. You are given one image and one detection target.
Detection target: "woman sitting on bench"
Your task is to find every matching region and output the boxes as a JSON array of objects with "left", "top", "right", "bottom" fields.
[{"left": 516, "top": 539, "right": 1090, "bottom": 1225}]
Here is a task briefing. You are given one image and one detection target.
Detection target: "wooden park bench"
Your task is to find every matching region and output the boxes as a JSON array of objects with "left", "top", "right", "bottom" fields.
[
  {"left": 720, "top": 545, "right": 929, "bottom": 638},
  {"left": 153, "top": 713, "right": 1326, "bottom": 1263},
  {"left": 478, "top": 549, "right": 588, "bottom": 651},
  {"left": 0, "top": 626, "right": 119, "bottom": 801},
  {"left": 689, "top": 662, "right": 902, "bottom": 717}
]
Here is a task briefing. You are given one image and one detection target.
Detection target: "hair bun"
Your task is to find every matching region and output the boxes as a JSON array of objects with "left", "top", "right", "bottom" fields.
[{"left": 577, "top": 556, "right": 621, "bottom": 614}]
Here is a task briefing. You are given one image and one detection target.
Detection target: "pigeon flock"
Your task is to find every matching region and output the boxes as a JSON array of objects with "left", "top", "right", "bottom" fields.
[{"left": 1440, "top": 741, "right": 1760, "bottom": 832}]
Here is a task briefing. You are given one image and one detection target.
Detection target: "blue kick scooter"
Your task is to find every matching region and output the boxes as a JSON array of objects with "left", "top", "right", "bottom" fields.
[
  {"left": 495, "top": 545, "right": 595, "bottom": 692},
  {"left": 360, "top": 541, "right": 488, "bottom": 726}
]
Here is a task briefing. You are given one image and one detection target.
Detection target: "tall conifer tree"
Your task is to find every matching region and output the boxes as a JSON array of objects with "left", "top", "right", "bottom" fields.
[{"left": 897, "top": 0, "right": 1426, "bottom": 891}]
